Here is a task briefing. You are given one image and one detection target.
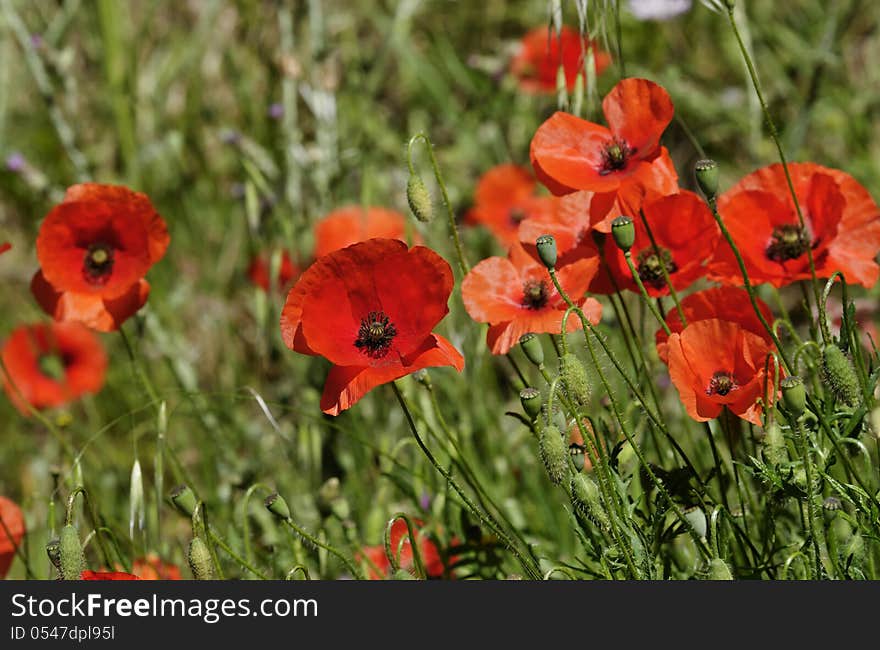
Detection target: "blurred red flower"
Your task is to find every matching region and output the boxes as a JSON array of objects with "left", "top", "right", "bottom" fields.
[
  {"left": 247, "top": 250, "right": 300, "bottom": 292},
  {"left": 0, "top": 496, "right": 25, "bottom": 579},
  {"left": 509, "top": 26, "right": 611, "bottom": 95},
  {"left": 466, "top": 164, "right": 557, "bottom": 248},
  {"left": 81, "top": 570, "right": 140, "bottom": 580},
  {"left": 462, "top": 243, "right": 602, "bottom": 354},
  {"left": 359, "top": 518, "right": 446, "bottom": 579},
  {"left": 313, "top": 206, "right": 409, "bottom": 259},
  {"left": 1, "top": 322, "right": 107, "bottom": 415},
  {"left": 0, "top": 243, "right": 10, "bottom": 255},
  {"left": 280, "top": 239, "right": 463, "bottom": 415},
  {"left": 666, "top": 319, "right": 778, "bottom": 425},
  {"left": 529, "top": 77, "right": 678, "bottom": 226},
  {"left": 709, "top": 162, "right": 880, "bottom": 288},
  {"left": 655, "top": 287, "right": 774, "bottom": 364},
  {"left": 31, "top": 184, "right": 169, "bottom": 332}
]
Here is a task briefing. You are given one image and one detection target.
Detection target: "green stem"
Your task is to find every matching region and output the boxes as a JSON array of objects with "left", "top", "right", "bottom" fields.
[
  {"left": 792, "top": 417, "right": 824, "bottom": 578},
  {"left": 281, "top": 517, "right": 363, "bottom": 579},
  {"left": 623, "top": 251, "right": 671, "bottom": 335},
  {"left": 637, "top": 209, "right": 687, "bottom": 325}
]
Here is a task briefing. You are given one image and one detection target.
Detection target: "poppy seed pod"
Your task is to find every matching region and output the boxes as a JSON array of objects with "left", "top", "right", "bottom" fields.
[
  {"left": 694, "top": 159, "right": 719, "bottom": 200},
  {"left": 535, "top": 234, "right": 557, "bottom": 269},
  {"left": 560, "top": 353, "right": 591, "bottom": 406},
  {"left": 188, "top": 537, "right": 215, "bottom": 580},
  {"left": 780, "top": 376, "right": 806, "bottom": 416},
  {"left": 406, "top": 175, "right": 433, "bottom": 223},
  {"left": 519, "top": 332, "right": 544, "bottom": 367},
  {"left": 611, "top": 216, "right": 635, "bottom": 252},
  {"left": 59, "top": 524, "right": 85, "bottom": 580},
  {"left": 519, "top": 387, "right": 543, "bottom": 420},
  {"left": 821, "top": 344, "right": 860, "bottom": 406},
  {"left": 265, "top": 492, "right": 291, "bottom": 520},
  {"left": 170, "top": 485, "right": 197, "bottom": 517},
  {"left": 539, "top": 424, "right": 568, "bottom": 485}
]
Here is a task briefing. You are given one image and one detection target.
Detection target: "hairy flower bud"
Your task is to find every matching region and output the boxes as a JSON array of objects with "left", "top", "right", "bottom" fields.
[
  {"left": 188, "top": 537, "right": 215, "bottom": 580},
  {"left": 59, "top": 524, "right": 85, "bottom": 580},
  {"left": 535, "top": 235, "right": 557, "bottom": 269},
  {"left": 406, "top": 175, "right": 433, "bottom": 223},
  {"left": 707, "top": 558, "right": 733, "bottom": 580},
  {"left": 822, "top": 344, "right": 861, "bottom": 406},
  {"left": 611, "top": 216, "right": 635, "bottom": 252},
  {"left": 694, "top": 159, "right": 719, "bottom": 200},
  {"left": 780, "top": 376, "right": 806, "bottom": 417},
  {"left": 571, "top": 473, "right": 609, "bottom": 529},
  {"left": 539, "top": 425, "right": 568, "bottom": 485},
  {"left": 519, "top": 332, "right": 544, "bottom": 367},
  {"left": 560, "top": 353, "right": 591, "bottom": 406},
  {"left": 761, "top": 422, "right": 788, "bottom": 466}
]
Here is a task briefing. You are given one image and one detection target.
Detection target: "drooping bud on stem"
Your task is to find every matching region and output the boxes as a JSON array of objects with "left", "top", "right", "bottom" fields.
[
  {"left": 519, "top": 387, "right": 542, "bottom": 420},
  {"left": 535, "top": 235, "right": 557, "bottom": 269},
  {"left": 406, "top": 174, "right": 433, "bottom": 223},
  {"left": 170, "top": 485, "right": 197, "bottom": 517},
  {"left": 821, "top": 344, "right": 860, "bottom": 406},
  {"left": 519, "top": 333, "right": 544, "bottom": 367},
  {"left": 611, "top": 216, "right": 635, "bottom": 252},
  {"left": 570, "top": 474, "right": 609, "bottom": 529},
  {"left": 560, "top": 353, "right": 591, "bottom": 406},
  {"left": 188, "top": 537, "right": 215, "bottom": 580},
  {"left": 539, "top": 424, "right": 568, "bottom": 485},
  {"left": 59, "top": 524, "right": 85, "bottom": 580},
  {"left": 265, "top": 492, "right": 292, "bottom": 520},
  {"left": 694, "top": 159, "right": 720, "bottom": 200},
  {"left": 780, "top": 376, "right": 806, "bottom": 417}
]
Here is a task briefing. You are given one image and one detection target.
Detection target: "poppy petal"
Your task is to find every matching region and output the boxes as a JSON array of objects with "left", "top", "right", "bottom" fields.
[{"left": 602, "top": 78, "right": 674, "bottom": 158}]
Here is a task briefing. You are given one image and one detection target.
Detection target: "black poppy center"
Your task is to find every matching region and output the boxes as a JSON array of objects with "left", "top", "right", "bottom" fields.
[
  {"left": 38, "top": 354, "right": 66, "bottom": 381},
  {"left": 522, "top": 279, "right": 549, "bottom": 310},
  {"left": 354, "top": 311, "right": 397, "bottom": 359},
  {"left": 636, "top": 248, "right": 677, "bottom": 289},
  {"left": 83, "top": 243, "right": 115, "bottom": 285},
  {"left": 599, "top": 138, "right": 634, "bottom": 176},
  {"left": 765, "top": 225, "right": 810, "bottom": 263},
  {"left": 508, "top": 207, "right": 527, "bottom": 226},
  {"left": 707, "top": 371, "right": 737, "bottom": 397}
]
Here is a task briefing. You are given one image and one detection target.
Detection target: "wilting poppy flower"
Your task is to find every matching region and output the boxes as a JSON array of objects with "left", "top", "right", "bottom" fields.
[
  {"left": 666, "top": 318, "right": 778, "bottom": 425},
  {"left": 358, "top": 518, "right": 445, "bottom": 579},
  {"left": 0, "top": 496, "right": 25, "bottom": 579},
  {"left": 466, "top": 164, "right": 558, "bottom": 248},
  {"left": 247, "top": 250, "right": 300, "bottom": 292},
  {"left": 32, "top": 183, "right": 169, "bottom": 332},
  {"left": 509, "top": 26, "right": 611, "bottom": 95},
  {"left": 313, "top": 206, "right": 409, "bottom": 259},
  {"left": 709, "top": 163, "right": 880, "bottom": 288},
  {"left": 0, "top": 243, "right": 10, "bottom": 255},
  {"left": 280, "top": 239, "right": 464, "bottom": 415},
  {"left": 530, "top": 77, "right": 678, "bottom": 216},
  {"left": 603, "top": 192, "right": 719, "bottom": 296},
  {"left": 462, "top": 243, "right": 602, "bottom": 354},
  {"left": 655, "top": 287, "right": 774, "bottom": 363},
  {"left": 1, "top": 322, "right": 107, "bottom": 415},
  {"left": 81, "top": 570, "right": 140, "bottom": 580}
]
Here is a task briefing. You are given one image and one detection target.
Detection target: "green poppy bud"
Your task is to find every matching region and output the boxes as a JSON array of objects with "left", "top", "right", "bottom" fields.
[
  {"left": 59, "top": 524, "right": 85, "bottom": 580},
  {"left": 611, "top": 216, "right": 635, "bottom": 252},
  {"left": 780, "top": 376, "right": 806, "bottom": 417},
  {"left": 539, "top": 425, "right": 568, "bottom": 485},
  {"left": 264, "top": 492, "right": 291, "bottom": 520},
  {"left": 762, "top": 422, "right": 788, "bottom": 466},
  {"left": 684, "top": 506, "right": 708, "bottom": 539},
  {"left": 519, "top": 332, "right": 544, "bottom": 367},
  {"left": 406, "top": 175, "right": 433, "bottom": 223},
  {"left": 535, "top": 234, "right": 557, "bottom": 269},
  {"left": 707, "top": 558, "right": 733, "bottom": 580},
  {"left": 694, "top": 159, "right": 720, "bottom": 200},
  {"left": 188, "top": 537, "right": 215, "bottom": 580},
  {"left": 519, "top": 387, "right": 543, "bottom": 420},
  {"left": 560, "top": 353, "right": 591, "bottom": 406},
  {"left": 821, "top": 344, "right": 860, "bottom": 406},
  {"left": 571, "top": 474, "right": 609, "bottom": 529},
  {"left": 170, "top": 484, "right": 197, "bottom": 517}
]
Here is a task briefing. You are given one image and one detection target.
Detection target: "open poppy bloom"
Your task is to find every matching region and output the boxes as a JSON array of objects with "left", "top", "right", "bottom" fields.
[
  {"left": 655, "top": 287, "right": 774, "bottom": 363},
  {"left": 1, "top": 322, "right": 107, "bottom": 415},
  {"left": 462, "top": 242, "right": 602, "bottom": 354},
  {"left": 247, "top": 250, "right": 300, "bottom": 292},
  {"left": 280, "top": 239, "right": 464, "bottom": 415},
  {"left": 466, "top": 164, "right": 558, "bottom": 248},
  {"left": 603, "top": 192, "right": 719, "bottom": 296},
  {"left": 81, "top": 570, "right": 140, "bottom": 580},
  {"left": 530, "top": 77, "right": 678, "bottom": 224},
  {"left": 709, "top": 162, "right": 880, "bottom": 288},
  {"left": 358, "top": 518, "right": 446, "bottom": 579},
  {"left": 509, "top": 26, "right": 611, "bottom": 95},
  {"left": 665, "top": 318, "right": 779, "bottom": 425},
  {"left": 0, "top": 496, "right": 25, "bottom": 579},
  {"left": 32, "top": 184, "right": 170, "bottom": 332},
  {"left": 313, "top": 206, "right": 410, "bottom": 259}
]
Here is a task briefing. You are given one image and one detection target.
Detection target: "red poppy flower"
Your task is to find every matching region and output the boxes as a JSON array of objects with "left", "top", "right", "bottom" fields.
[
  {"left": 666, "top": 318, "right": 779, "bottom": 425},
  {"left": 124, "top": 554, "right": 181, "bottom": 580},
  {"left": 0, "top": 496, "right": 25, "bottom": 579},
  {"left": 530, "top": 78, "right": 677, "bottom": 203},
  {"left": 655, "top": 287, "right": 774, "bottom": 364},
  {"left": 602, "top": 192, "right": 719, "bottom": 296},
  {"left": 358, "top": 518, "right": 445, "bottom": 579},
  {"left": 247, "top": 250, "right": 300, "bottom": 292},
  {"left": 81, "top": 570, "right": 140, "bottom": 580},
  {"left": 280, "top": 239, "right": 464, "bottom": 415},
  {"left": 32, "top": 183, "right": 169, "bottom": 331},
  {"left": 0, "top": 243, "right": 10, "bottom": 255},
  {"left": 510, "top": 26, "right": 611, "bottom": 95},
  {"left": 1, "top": 322, "right": 107, "bottom": 415},
  {"left": 313, "top": 206, "right": 410, "bottom": 259},
  {"left": 462, "top": 242, "right": 602, "bottom": 354},
  {"left": 709, "top": 162, "right": 880, "bottom": 288},
  {"left": 465, "top": 164, "right": 558, "bottom": 248}
]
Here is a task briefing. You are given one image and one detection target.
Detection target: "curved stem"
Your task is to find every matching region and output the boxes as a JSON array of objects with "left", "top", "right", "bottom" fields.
[
  {"left": 623, "top": 251, "right": 671, "bottom": 335},
  {"left": 281, "top": 518, "right": 363, "bottom": 579}
]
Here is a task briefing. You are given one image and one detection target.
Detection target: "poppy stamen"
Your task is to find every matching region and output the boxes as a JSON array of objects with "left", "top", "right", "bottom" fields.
[
  {"left": 636, "top": 248, "right": 677, "bottom": 289},
  {"left": 599, "top": 138, "right": 634, "bottom": 176},
  {"left": 83, "top": 243, "right": 115, "bottom": 286},
  {"left": 707, "top": 371, "right": 737, "bottom": 397},
  {"left": 522, "top": 279, "right": 549, "bottom": 310},
  {"left": 765, "top": 225, "right": 811, "bottom": 262},
  {"left": 355, "top": 310, "right": 397, "bottom": 359}
]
